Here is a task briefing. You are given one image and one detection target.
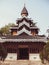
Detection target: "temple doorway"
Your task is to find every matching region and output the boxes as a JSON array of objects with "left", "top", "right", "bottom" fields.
[{"left": 17, "top": 47, "right": 29, "bottom": 60}]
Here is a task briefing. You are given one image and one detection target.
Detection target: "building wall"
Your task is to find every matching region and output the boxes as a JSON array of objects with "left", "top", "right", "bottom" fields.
[
  {"left": 5, "top": 53, "right": 17, "bottom": 61},
  {"left": 5, "top": 53, "right": 41, "bottom": 61},
  {"left": 3, "top": 42, "right": 46, "bottom": 53},
  {"left": 29, "top": 53, "right": 41, "bottom": 61},
  {"left": 2, "top": 42, "right": 46, "bottom": 60},
  {"left": 13, "top": 31, "right": 17, "bottom": 35}
]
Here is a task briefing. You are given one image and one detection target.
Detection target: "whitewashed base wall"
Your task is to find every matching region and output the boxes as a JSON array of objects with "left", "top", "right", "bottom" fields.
[
  {"left": 5, "top": 53, "right": 41, "bottom": 61},
  {"left": 5, "top": 53, "right": 17, "bottom": 60},
  {"left": 29, "top": 53, "right": 41, "bottom": 61}
]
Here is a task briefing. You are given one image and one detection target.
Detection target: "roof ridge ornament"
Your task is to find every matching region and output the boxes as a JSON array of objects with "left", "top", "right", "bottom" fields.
[
  {"left": 21, "top": 5, "right": 28, "bottom": 17},
  {"left": 24, "top": 3, "right": 25, "bottom": 7}
]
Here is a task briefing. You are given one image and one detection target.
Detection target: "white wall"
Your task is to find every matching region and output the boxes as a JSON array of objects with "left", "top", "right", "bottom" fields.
[
  {"left": 5, "top": 53, "right": 41, "bottom": 61},
  {"left": 5, "top": 53, "right": 17, "bottom": 60},
  {"left": 29, "top": 53, "right": 41, "bottom": 61}
]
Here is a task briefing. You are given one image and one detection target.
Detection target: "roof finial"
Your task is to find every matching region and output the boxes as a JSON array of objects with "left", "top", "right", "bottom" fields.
[
  {"left": 24, "top": 3, "right": 25, "bottom": 7},
  {"left": 21, "top": 4, "right": 28, "bottom": 17}
]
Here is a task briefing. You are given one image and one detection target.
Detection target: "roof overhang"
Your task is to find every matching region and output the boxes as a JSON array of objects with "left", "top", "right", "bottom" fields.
[{"left": 1, "top": 38, "right": 47, "bottom": 43}]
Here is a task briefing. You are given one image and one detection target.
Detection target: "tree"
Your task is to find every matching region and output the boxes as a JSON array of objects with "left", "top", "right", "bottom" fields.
[
  {"left": 0, "top": 43, "right": 7, "bottom": 61},
  {"left": 0, "top": 23, "right": 15, "bottom": 35},
  {"left": 40, "top": 41, "right": 49, "bottom": 63}
]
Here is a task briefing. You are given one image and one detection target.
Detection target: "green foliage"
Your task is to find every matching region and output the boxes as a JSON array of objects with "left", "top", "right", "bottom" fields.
[
  {"left": 44, "top": 42, "right": 49, "bottom": 61},
  {"left": 0, "top": 23, "right": 15, "bottom": 35},
  {"left": 40, "top": 41, "right": 49, "bottom": 62},
  {"left": 40, "top": 50, "right": 45, "bottom": 63},
  {"left": 0, "top": 44, "right": 7, "bottom": 61}
]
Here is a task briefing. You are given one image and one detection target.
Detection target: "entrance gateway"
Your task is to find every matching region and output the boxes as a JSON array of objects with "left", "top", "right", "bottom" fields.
[{"left": 17, "top": 45, "right": 29, "bottom": 60}]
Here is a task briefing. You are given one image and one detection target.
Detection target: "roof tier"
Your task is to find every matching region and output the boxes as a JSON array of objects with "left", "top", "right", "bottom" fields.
[
  {"left": 21, "top": 6, "right": 28, "bottom": 17},
  {"left": 0, "top": 34, "right": 47, "bottom": 42}
]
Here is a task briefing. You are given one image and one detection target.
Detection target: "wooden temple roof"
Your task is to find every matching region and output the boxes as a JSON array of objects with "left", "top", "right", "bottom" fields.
[{"left": 0, "top": 34, "right": 47, "bottom": 43}]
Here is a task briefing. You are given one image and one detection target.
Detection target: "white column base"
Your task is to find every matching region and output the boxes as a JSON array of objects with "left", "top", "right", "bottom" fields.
[
  {"left": 29, "top": 53, "right": 41, "bottom": 61},
  {"left": 5, "top": 53, "right": 17, "bottom": 61}
]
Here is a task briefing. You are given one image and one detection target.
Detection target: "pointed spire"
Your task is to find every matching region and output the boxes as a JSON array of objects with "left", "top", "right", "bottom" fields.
[
  {"left": 21, "top": 5, "right": 28, "bottom": 17},
  {"left": 24, "top": 3, "right": 25, "bottom": 7}
]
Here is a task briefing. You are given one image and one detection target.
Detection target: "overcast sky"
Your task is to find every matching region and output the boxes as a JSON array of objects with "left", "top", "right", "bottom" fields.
[{"left": 0, "top": 0, "right": 49, "bottom": 35}]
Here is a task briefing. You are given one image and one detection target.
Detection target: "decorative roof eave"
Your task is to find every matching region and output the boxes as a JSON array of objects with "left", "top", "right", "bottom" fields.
[
  {"left": 10, "top": 26, "right": 39, "bottom": 30},
  {"left": 10, "top": 27, "right": 18, "bottom": 29},
  {"left": 0, "top": 38, "right": 47, "bottom": 43},
  {"left": 16, "top": 18, "right": 33, "bottom": 23},
  {"left": 0, "top": 38, "right": 5, "bottom": 43},
  {"left": 17, "top": 27, "right": 31, "bottom": 35},
  {"left": 30, "top": 27, "right": 39, "bottom": 30},
  {"left": 19, "top": 20, "right": 30, "bottom": 28},
  {"left": 17, "top": 18, "right": 32, "bottom": 21}
]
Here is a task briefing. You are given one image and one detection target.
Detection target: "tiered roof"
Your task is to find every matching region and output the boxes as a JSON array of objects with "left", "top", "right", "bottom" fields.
[
  {"left": 21, "top": 6, "right": 28, "bottom": 17},
  {"left": 0, "top": 6, "right": 47, "bottom": 43},
  {"left": 0, "top": 34, "right": 47, "bottom": 43}
]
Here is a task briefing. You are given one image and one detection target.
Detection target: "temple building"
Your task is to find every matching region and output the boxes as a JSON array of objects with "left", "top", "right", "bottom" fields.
[{"left": 0, "top": 6, "right": 47, "bottom": 61}]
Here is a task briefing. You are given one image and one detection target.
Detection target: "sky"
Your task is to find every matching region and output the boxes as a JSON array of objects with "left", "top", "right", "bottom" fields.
[{"left": 0, "top": 0, "right": 49, "bottom": 35}]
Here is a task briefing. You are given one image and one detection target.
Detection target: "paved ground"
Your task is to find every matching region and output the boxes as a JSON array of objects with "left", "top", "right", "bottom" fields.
[{"left": 0, "top": 60, "right": 49, "bottom": 65}]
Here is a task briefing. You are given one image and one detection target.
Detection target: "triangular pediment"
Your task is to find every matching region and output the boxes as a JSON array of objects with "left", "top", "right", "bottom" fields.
[
  {"left": 17, "top": 27, "right": 31, "bottom": 35},
  {"left": 18, "top": 24, "right": 30, "bottom": 31},
  {"left": 17, "top": 17, "right": 32, "bottom": 24},
  {"left": 18, "top": 32, "right": 30, "bottom": 36}
]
